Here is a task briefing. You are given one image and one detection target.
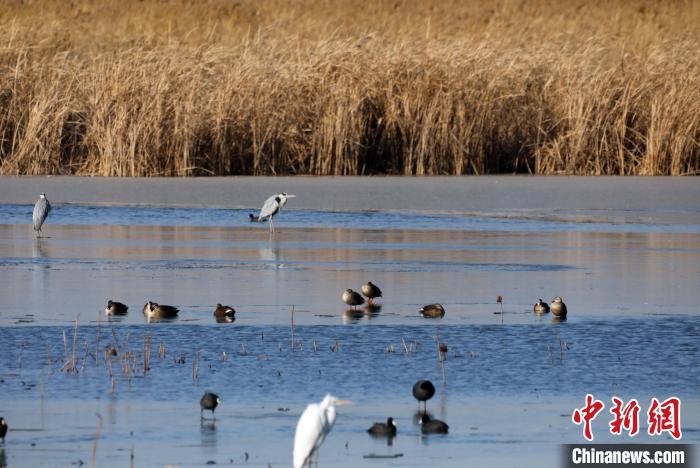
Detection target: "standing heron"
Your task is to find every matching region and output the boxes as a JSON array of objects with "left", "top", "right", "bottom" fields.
[
  {"left": 249, "top": 192, "right": 296, "bottom": 233},
  {"left": 33, "top": 192, "right": 51, "bottom": 238},
  {"left": 293, "top": 394, "right": 351, "bottom": 468}
]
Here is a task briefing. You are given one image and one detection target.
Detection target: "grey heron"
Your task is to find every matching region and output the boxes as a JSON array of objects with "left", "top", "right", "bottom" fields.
[
  {"left": 419, "top": 303, "right": 445, "bottom": 318},
  {"left": 533, "top": 298, "right": 550, "bottom": 314},
  {"left": 214, "top": 304, "right": 236, "bottom": 323},
  {"left": 200, "top": 392, "right": 220, "bottom": 420},
  {"left": 293, "top": 394, "right": 352, "bottom": 468},
  {"left": 342, "top": 289, "right": 364, "bottom": 310},
  {"left": 420, "top": 414, "right": 449, "bottom": 434},
  {"left": 367, "top": 417, "right": 397, "bottom": 436},
  {"left": 105, "top": 300, "right": 128, "bottom": 316},
  {"left": 249, "top": 192, "right": 296, "bottom": 233},
  {"left": 142, "top": 301, "right": 179, "bottom": 320},
  {"left": 412, "top": 380, "right": 436, "bottom": 412},
  {"left": 32, "top": 192, "right": 51, "bottom": 238},
  {"left": 550, "top": 296, "right": 568, "bottom": 317},
  {"left": 361, "top": 281, "right": 382, "bottom": 305}
]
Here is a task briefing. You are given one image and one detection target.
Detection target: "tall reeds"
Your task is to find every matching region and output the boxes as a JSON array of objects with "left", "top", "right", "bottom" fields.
[{"left": 0, "top": 0, "right": 698, "bottom": 176}]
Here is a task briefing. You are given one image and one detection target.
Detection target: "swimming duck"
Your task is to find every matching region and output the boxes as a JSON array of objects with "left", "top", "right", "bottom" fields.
[
  {"left": 420, "top": 414, "right": 449, "bottom": 434},
  {"left": 550, "top": 297, "right": 568, "bottom": 318},
  {"left": 361, "top": 281, "right": 382, "bottom": 305},
  {"left": 367, "top": 417, "right": 397, "bottom": 436},
  {"left": 142, "top": 301, "right": 179, "bottom": 320},
  {"left": 533, "top": 299, "right": 550, "bottom": 314},
  {"left": 342, "top": 289, "right": 365, "bottom": 309},
  {"left": 214, "top": 304, "right": 236, "bottom": 323},
  {"left": 105, "top": 300, "right": 128, "bottom": 316},
  {"left": 420, "top": 304, "right": 445, "bottom": 318}
]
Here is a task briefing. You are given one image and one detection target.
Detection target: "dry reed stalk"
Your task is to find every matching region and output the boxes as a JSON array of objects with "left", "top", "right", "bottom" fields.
[
  {"left": 291, "top": 305, "right": 295, "bottom": 352},
  {"left": 62, "top": 330, "right": 69, "bottom": 371},
  {"left": 95, "top": 312, "right": 101, "bottom": 367},
  {"left": 90, "top": 413, "right": 103, "bottom": 468},
  {"left": 109, "top": 320, "right": 121, "bottom": 357},
  {"left": 45, "top": 341, "right": 52, "bottom": 373},
  {"left": 0, "top": 1, "right": 697, "bottom": 177}
]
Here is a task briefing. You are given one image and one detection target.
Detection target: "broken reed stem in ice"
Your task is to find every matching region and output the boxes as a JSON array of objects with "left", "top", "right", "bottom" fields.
[
  {"left": 158, "top": 342, "right": 166, "bottom": 359},
  {"left": 192, "top": 349, "right": 201, "bottom": 381},
  {"left": 17, "top": 343, "right": 23, "bottom": 369},
  {"left": 62, "top": 330, "right": 69, "bottom": 371},
  {"left": 90, "top": 412, "right": 103, "bottom": 468},
  {"left": 401, "top": 337, "right": 410, "bottom": 355},
  {"left": 290, "top": 305, "right": 295, "bottom": 352}
]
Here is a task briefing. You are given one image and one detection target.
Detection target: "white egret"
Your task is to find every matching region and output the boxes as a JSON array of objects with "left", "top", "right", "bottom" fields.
[
  {"left": 33, "top": 192, "right": 51, "bottom": 238},
  {"left": 293, "top": 394, "right": 351, "bottom": 468},
  {"left": 249, "top": 192, "right": 296, "bottom": 233}
]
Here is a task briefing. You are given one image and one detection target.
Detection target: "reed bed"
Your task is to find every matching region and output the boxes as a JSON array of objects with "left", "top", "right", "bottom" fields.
[{"left": 0, "top": 0, "right": 698, "bottom": 176}]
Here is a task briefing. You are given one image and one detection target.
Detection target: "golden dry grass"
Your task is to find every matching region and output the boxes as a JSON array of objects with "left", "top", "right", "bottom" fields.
[{"left": 0, "top": 0, "right": 698, "bottom": 175}]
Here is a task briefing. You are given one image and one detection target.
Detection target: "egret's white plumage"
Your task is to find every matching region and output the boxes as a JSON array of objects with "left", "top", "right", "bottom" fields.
[
  {"left": 293, "top": 394, "right": 349, "bottom": 468},
  {"left": 32, "top": 192, "right": 51, "bottom": 237},
  {"left": 249, "top": 192, "right": 295, "bottom": 233}
]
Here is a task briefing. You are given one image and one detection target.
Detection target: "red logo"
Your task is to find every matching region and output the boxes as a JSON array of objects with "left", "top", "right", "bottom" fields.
[{"left": 572, "top": 395, "right": 682, "bottom": 441}]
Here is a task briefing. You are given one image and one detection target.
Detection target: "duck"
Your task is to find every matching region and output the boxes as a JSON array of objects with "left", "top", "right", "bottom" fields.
[
  {"left": 142, "top": 301, "right": 179, "bottom": 320},
  {"left": 361, "top": 281, "right": 382, "bottom": 305},
  {"left": 420, "top": 414, "right": 449, "bottom": 434},
  {"left": 342, "top": 289, "right": 365, "bottom": 310},
  {"left": 533, "top": 299, "right": 550, "bottom": 314},
  {"left": 550, "top": 297, "right": 568, "bottom": 318},
  {"left": 200, "top": 392, "right": 220, "bottom": 420},
  {"left": 420, "top": 304, "right": 445, "bottom": 318},
  {"left": 367, "top": 417, "right": 397, "bottom": 436},
  {"left": 214, "top": 304, "right": 236, "bottom": 323},
  {"left": 105, "top": 300, "right": 128, "bottom": 316},
  {"left": 412, "top": 380, "right": 436, "bottom": 411}
]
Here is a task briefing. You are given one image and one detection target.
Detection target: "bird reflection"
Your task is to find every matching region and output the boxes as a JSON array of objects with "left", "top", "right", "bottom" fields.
[
  {"left": 0, "top": 448, "right": 6, "bottom": 467},
  {"left": 364, "top": 303, "right": 382, "bottom": 317},
  {"left": 32, "top": 238, "right": 48, "bottom": 260},
  {"left": 413, "top": 410, "right": 433, "bottom": 425},
  {"left": 200, "top": 420, "right": 218, "bottom": 447},
  {"left": 258, "top": 243, "right": 283, "bottom": 269},
  {"left": 342, "top": 309, "right": 364, "bottom": 324}
]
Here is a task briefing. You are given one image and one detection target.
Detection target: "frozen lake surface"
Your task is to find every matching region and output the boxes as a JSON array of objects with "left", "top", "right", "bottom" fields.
[{"left": 0, "top": 176, "right": 698, "bottom": 467}]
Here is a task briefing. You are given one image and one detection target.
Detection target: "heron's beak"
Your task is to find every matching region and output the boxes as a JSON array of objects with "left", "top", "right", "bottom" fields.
[
  {"left": 335, "top": 399, "right": 354, "bottom": 406},
  {"left": 286, "top": 194, "right": 297, "bottom": 198}
]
